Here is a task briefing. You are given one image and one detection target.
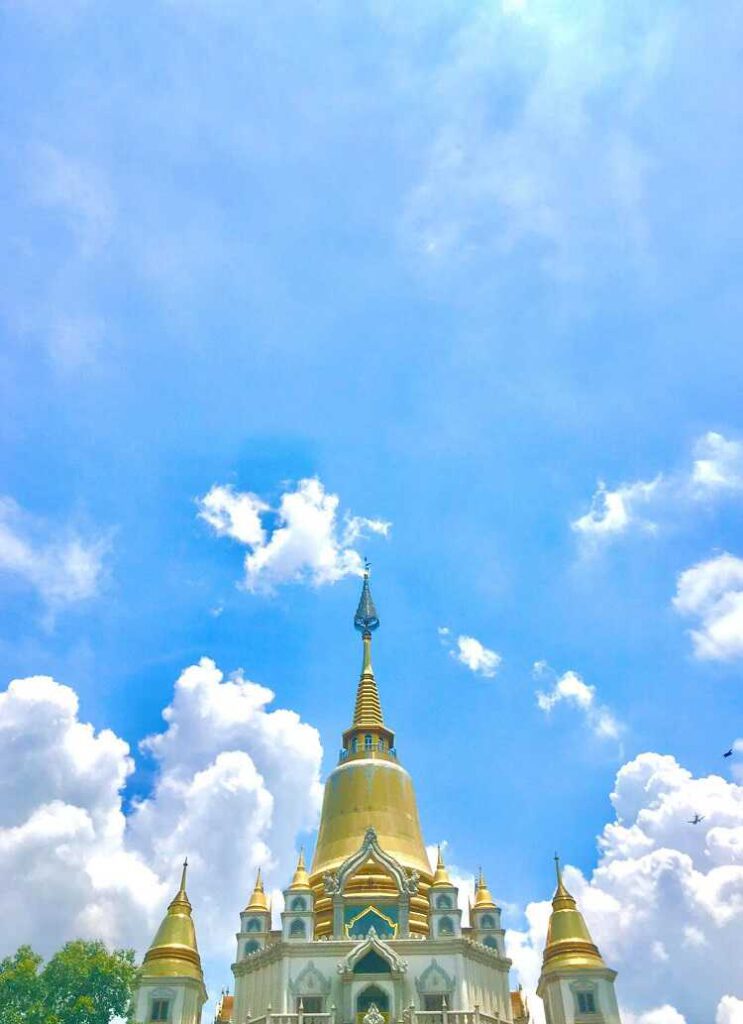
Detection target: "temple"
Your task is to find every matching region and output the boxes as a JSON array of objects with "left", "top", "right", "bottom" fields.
[{"left": 133, "top": 572, "right": 622, "bottom": 1024}]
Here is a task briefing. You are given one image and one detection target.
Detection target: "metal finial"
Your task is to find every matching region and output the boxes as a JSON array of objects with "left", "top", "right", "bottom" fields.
[
  {"left": 180, "top": 857, "right": 189, "bottom": 892},
  {"left": 354, "top": 564, "right": 380, "bottom": 634}
]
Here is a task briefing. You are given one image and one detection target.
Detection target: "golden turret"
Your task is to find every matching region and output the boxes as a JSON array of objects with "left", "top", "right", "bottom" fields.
[
  {"left": 244, "top": 868, "right": 270, "bottom": 912},
  {"left": 473, "top": 869, "right": 497, "bottom": 910},
  {"left": 431, "top": 846, "right": 452, "bottom": 888},
  {"left": 140, "top": 860, "right": 205, "bottom": 987},
  {"left": 287, "top": 849, "right": 311, "bottom": 891},
  {"left": 310, "top": 569, "right": 432, "bottom": 936},
  {"left": 541, "top": 856, "right": 606, "bottom": 975}
]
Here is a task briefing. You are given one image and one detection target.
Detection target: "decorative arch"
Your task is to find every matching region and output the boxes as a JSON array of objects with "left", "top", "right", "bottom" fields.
[
  {"left": 435, "top": 894, "right": 453, "bottom": 910},
  {"left": 290, "top": 895, "right": 308, "bottom": 912},
  {"left": 244, "top": 940, "right": 260, "bottom": 956},
  {"left": 245, "top": 918, "right": 262, "bottom": 933},
  {"left": 483, "top": 936, "right": 498, "bottom": 950},
  {"left": 290, "top": 919, "right": 307, "bottom": 938},
  {"left": 480, "top": 914, "right": 496, "bottom": 930},
  {"left": 357, "top": 984, "right": 389, "bottom": 1015},
  {"left": 335, "top": 828, "right": 414, "bottom": 895},
  {"left": 338, "top": 928, "right": 407, "bottom": 977},
  {"left": 415, "top": 960, "right": 455, "bottom": 997},
  {"left": 290, "top": 962, "right": 331, "bottom": 998},
  {"left": 437, "top": 917, "right": 454, "bottom": 936}
]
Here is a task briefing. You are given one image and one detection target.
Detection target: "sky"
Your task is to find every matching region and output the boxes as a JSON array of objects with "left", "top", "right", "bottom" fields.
[{"left": 1, "top": 1, "right": 743, "bottom": 1022}]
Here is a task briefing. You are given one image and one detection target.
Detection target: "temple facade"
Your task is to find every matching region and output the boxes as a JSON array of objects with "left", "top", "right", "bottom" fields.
[{"left": 133, "top": 573, "right": 622, "bottom": 1024}]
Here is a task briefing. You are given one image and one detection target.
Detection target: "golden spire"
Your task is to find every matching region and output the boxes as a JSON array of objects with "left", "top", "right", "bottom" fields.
[
  {"left": 245, "top": 867, "right": 270, "bottom": 912},
  {"left": 140, "top": 859, "right": 205, "bottom": 986},
  {"left": 473, "top": 868, "right": 497, "bottom": 910},
  {"left": 351, "top": 565, "right": 385, "bottom": 729},
  {"left": 287, "top": 849, "right": 311, "bottom": 891},
  {"left": 431, "top": 845, "right": 453, "bottom": 888},
  {"left": 541, "top": 855, "right": 606, "bottom": 975}
]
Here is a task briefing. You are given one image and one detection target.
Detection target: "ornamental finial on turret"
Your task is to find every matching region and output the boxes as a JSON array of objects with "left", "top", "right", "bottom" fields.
[{"left": 354, "top": 561, "right": 380, "bottom": 634}]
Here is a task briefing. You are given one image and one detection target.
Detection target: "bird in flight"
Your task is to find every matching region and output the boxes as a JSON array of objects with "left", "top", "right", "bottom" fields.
[
  {"left": 723, "top": 748, "right": 734, "bottom": 758},
  {"left": 688, "top": 813, "right": 705, "bottom": 825}
]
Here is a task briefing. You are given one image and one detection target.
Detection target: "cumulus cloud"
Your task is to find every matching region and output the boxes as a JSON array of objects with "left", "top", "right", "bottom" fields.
[
  {"left": 508, "top": 752, "right": 743, "bottom": 1024},
  {"left": 672, "top": 553, "right": 743, "bottom": 661},
  {"left": 198, "top": 478, "right": 390, "bottom": 592},
  {"left": 0, "top": 497, "right": 108, "bottom": 616},
  {"left": 0, "top": 660, "right": 323, "bottom": 969},
  {"left": 573, "top": 432, "right": 743, "bottom": 548},
  {"left": 717, "top": 996, "right": 743, "bottom": 1024},
  {"left": 438, "top": 627, "right": 502, "bottom": 678},
  {"left": 534, "top": 662, "right": 622, "bottom": 740}
]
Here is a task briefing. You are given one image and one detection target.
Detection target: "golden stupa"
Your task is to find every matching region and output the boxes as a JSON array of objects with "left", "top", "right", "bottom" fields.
[
  {"left": 310, "top": 569, "right": 432, "bottom": 936},
  {"left": 140, "top": 861, "right": 206, "bottom": 991},
  {"left": 541, "top": 856, "right": 607, "bottom": 975}
]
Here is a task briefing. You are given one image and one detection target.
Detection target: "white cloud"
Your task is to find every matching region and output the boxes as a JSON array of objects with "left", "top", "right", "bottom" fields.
[
  {"left": 0, "top": 660, "right": 323, "bottom": 976},
  {"left": 572, "top": 432, "right": 743, "bottom": 548},
  {"left": 717, "top": 996, "right": 743, "bottom": 1024},
  {"left": 534, "top": 663, "right": 621, "bottom": 740},
  {"left": 0, "top": 497, "right": 108, "bottom": 615},
  {"left": 624, "top": 1009, "right": 687, "bottom": 1024},
  {"left": 30, "top": 144, "right": 114, "bottom": 257},
  {"left": 571, "top": 477, "right": 661, "bottom": 539},
  {"left": 672, "top": 553, "right": 743, "bottom": 661},
  {"left": 692, "top": 433, "right": 743, "bottom": 492},
  {"left": 438, "top": 627, "right": 502, "bottom": 678},
  {"left": 508, "top": 752, "right": 743, "bottom": 1024},
  {"left": 198, "top": 478, "right": 390, "bottom": 592}
]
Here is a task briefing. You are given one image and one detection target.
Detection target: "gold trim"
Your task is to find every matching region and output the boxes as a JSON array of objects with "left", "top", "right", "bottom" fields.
[{"left": 344, "top": 904, "right": 399, "bottom": 939}]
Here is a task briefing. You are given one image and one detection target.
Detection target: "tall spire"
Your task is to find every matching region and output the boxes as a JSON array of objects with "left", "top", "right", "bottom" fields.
[
  {"left": 348, "top": 566, "right": 387, "bottom": 733},
  {"left": 541, "top": 854, "right": 606, "bottom": 974},
  {"left": 473, "top": 868, "right": 497, "bottom": 910},
  {"left": 287, "top": 849, "right": 311, "bottom": 891},
  {"left": 140, "top": 860, "right": 204, "bottom": 985},
  {"left": 431, "top": 845, "right": 453, "bottom": 888}
]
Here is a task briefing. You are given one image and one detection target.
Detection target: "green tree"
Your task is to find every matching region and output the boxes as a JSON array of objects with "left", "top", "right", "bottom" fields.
[
  {"left": 0, "top": 946, "right": 45, "bottom": 1024},
  {"left": 0, "top": 941, "right": 136, "bottom": 1024}
]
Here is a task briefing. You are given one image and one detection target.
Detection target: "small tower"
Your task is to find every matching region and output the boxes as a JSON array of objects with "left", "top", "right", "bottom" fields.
[
  {"left": 429, "top": 846, "right": 462, "bottom": 939},
  {"left": 537, "top": 857, "right": 622, "bottom": 1024},
  {"left": 133, "top": 860, "right": 207, "bottom": 1024},
  {"left": 470, "top": 870, "right": 505, "bottom": 955},
  {"left": 237, "top": 869, "right": 272, "bottom": 962},
  {"left": 282, "top": 849, "right": 315, "bottom": 941}
]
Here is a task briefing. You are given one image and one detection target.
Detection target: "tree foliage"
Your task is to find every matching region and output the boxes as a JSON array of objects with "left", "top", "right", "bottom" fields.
[{"left": 0, "top": 941, "right": 136, "bottom": 1024}]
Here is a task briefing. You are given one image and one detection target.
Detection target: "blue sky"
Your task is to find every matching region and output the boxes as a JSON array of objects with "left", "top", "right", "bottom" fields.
[{"left": 2, "top": 2, "right": 743, "bottom": 1021}]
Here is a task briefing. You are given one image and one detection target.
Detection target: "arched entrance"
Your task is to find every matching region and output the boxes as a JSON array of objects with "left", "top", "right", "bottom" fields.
[{"left": 356, "top": 984, "right": 389, "bottom": 1023}]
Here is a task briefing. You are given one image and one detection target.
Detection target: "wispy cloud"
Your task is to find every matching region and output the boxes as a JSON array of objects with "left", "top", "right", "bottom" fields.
[
  {"left": 198, "top": 478, "right": 390, "bottom": 593},
  {"left": 0, "top": 497, "right": 109, "bottom": 617},
  {"left": 572, "top": 432, "right": 743, "bottom": 548},
  {"left": 534, "top": 661, "right": 622, "bottom": 740},
  {"left": 438, "top": 626, "right": 502, "bottom": 678}
]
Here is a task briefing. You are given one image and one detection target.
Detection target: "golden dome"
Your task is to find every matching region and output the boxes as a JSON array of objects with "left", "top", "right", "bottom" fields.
[
  {"left": 431, "top": 846, "right": 453, "bottom": 888},
  {"left": 310, "top": 572, "right": 432, "bottom": 936},
  {"left": 541, "top": 856, "right": 606, "bottom": 975},
  {"left": 473, "top": 869, "right": 497, "bottom": 910},
  {"left": 244, "top": 868, "right": 270, "bottom": 912},
  {"left": 140, "top": 861, "right": 205, "bottom": 986},
  {"left": 287, "top": 849, "right": 311, "bottom": 891}
]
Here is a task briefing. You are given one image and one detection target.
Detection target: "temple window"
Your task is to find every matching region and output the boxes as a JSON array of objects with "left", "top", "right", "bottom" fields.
[
  {"left": 423, "top": 996, "right": 446, "bottom": 1011},
  {"left": 290, "top": 896, "right": 308, "bottom": 912},
  {"left": 483, "top": 936, "right": 498, "bottom": 949},
  {"left": 435, "top": 894, "right": 453, "bottom": 910},
  {"left": 151, "top": 999, "right": 170, "bottom": 1022},
  {"left": 246, "top": 918, "right": 261, "bottom": 933},
  {"left": 438, "top": 917, "right": 454, "bottom": 936},
  {"left": 480, "top": 914, "right": 496, "bottom": 930},
  {"left": 576, "top": 992, "right": 597, "bottom": 1013},
  {"left": 290, "top": 919, "right": 307, "bottom": 938},
  {"left": 352, "top": 738, "right": 358, "bottom": 752},
  {"left": 297, "top": 998, "right": 323, "bottom": 1014},
  {"left": 244, "top": 940, "right": 260, "bottom": 955},
  {"left": 364, "top": 734, "right": 373, "bottom": 750}
]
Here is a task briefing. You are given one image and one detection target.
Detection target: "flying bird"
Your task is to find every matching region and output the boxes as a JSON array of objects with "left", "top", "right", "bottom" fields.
[
  {"left": 724, "top": 748, "right": 734, "bottom": 758},
  {"left": 688, "top": 813, "right": 705, "bottom": 825}
]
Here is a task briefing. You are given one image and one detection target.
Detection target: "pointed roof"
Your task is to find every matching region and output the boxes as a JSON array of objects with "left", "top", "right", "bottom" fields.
[
  {"left": 141, "top": 860, "right": 205, "bottom": 988},
  {"left": 287, "top": 849, "right": 311, "bottom": 891},
  {"left": 431, "top": 845, "right": 453, "bottom": 888},
  {"left": 472, "top": 868, "right": 497, "bottom": 910},
  {"left": 244, "top": 868, "right": 270, "bottom": 912},
  {"left": 541, "top": 855, "right": 606, "bottom": 975},
  {"left": 354, "top": 564, "right": 380, "bottom": 634}
]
